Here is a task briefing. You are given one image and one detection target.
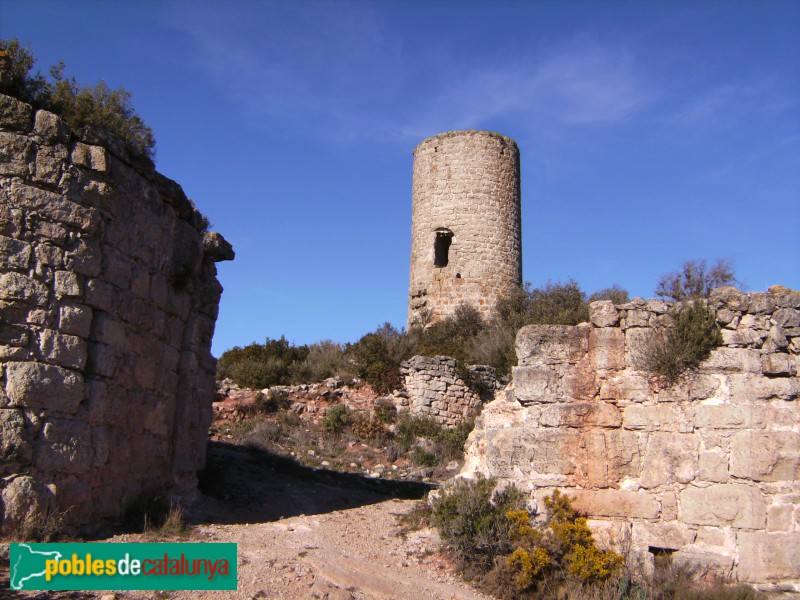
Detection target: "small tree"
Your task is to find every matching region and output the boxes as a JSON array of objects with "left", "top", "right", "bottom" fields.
[{"left": 655, "top": 258, "right": 738, "bottom": 301}]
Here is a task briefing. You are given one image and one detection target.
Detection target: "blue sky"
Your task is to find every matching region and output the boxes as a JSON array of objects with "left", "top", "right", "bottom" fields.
[{"left": 3, "top": 0, "right": 799, "bottom": 355}]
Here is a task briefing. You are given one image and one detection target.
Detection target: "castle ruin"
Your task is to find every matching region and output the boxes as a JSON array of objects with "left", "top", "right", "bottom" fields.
[{"left": 408, "top": 130, "right": 522, "bottom": 326}]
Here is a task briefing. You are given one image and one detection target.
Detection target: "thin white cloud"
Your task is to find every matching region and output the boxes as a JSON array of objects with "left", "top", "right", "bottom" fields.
[{"left": 166, "top": 6, "right": 654, "bottom": 142}]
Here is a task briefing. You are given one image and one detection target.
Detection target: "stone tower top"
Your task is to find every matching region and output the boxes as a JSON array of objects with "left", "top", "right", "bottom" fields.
[{"left": 408, "top": 130, "right": 522, "bottom": 327}]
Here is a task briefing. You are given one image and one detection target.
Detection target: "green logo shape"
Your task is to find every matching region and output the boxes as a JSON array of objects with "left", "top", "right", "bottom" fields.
[{"left": 10, "top": 542, "right": 237, "bottom": 590}]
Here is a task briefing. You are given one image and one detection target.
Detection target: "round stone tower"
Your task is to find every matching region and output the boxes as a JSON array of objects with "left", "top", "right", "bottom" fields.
[{"left": 408, "top": 130, "right": 522, "bottom": 327}]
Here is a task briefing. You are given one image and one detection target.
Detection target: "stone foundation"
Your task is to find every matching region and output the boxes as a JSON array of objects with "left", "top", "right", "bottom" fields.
[
  {"left": 0, "top": 93, "right": 233, "bottom": 532},
  {"left": 461, "top": 287, "right": 800, "bottom": 590}
]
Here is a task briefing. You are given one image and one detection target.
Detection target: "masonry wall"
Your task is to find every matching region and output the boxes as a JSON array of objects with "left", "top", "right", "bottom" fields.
[
  {"left": 0, "top": 93, "right": 233, "bottom": 532},
  {"left": 461, "top": 286, "right": 799, "bottom": 590},
  {"left": 398, "top": 356, "right": 498, "bottom": 426},
  {"left": 408, "top": 130, "right": 522, "bottom": 327}
]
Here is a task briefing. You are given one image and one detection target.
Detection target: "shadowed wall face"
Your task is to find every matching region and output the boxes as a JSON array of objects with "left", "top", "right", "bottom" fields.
[
  {"left": 408, "top": 130, "right": 522, "bottom": 327},
  {"left": 0, "top": 93, "right": 233, "bottom": 532}
]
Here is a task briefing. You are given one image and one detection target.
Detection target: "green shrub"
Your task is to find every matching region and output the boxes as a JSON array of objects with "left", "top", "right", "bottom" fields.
[
  {"left": 412, "top": 447, "right": 439, "bottom": 467},
  {"left": 217, "top": 337, "right": 309, "bottom": 388},
  {"left": 322, "top": 404, "right": 350, "bottom": 434},
  {"left": 348, "top": 324, "right": 408, "bottom": 393},
  {"left": 289, "top": 339, "right": 351, "bottom": 383},
  {"left": 431, "top": 480, "right": 624, "bottom": 598},
  {"left": 373, "top": 399, "right": 397, "bottom": 424},
  {"left": 432, "top": 477, "right": 525, "bottom": 575},
  {"left": 641, "top": 301, "right": 722, "bottom": 385},
  {"left": 1, "top": 38, "right": 155, "bottom": 160}
]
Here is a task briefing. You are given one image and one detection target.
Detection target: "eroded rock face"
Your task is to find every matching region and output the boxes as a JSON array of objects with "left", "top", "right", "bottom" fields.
[
  {"left": 461, "top": 287, "right": 800, "bottom": 590},
  {"left": 0, "top": 93, "right": 233, "bottom": 532}
]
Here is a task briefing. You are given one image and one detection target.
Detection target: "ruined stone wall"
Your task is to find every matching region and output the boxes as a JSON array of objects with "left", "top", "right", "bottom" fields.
[
  {"left": 398, "top": 356, "right": 498, "bottom": 426},
  {"left": 408, "top": 130, "right": 522, "bottom": 327},
  {"left": 461, "top": 286, "right": 799, "bottom": 590},
  {"left": 0, "top": 93, "right": 233, "bottom": 532}
]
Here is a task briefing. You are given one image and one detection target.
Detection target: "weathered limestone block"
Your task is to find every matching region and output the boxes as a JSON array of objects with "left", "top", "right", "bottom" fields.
[
  {"left": 540, "top": 402, "right": 621, "bottom": 428},
  {"left": 34, "top": 110, "right": 70, "bottom": 143},
  {"left": 569, "top": 489, "right": 660, "bottom": 519},
  {"left": 516, "top": 324, "right": 588, "bottom": 366},
  {"left": 737, "top": 532, "right": 800, "bottom": 582},
  {"left": 0, "top": 272, "right": 49, "bottom": 305},
  {"left": 584, "top": 429, "right": 641, "bottom": 488},
  {"left": 698, "top": 450, "right": 729, "bottom": 483},
  {"left": 599, "top": 373, "right": 651, "bottom": 402},
  {"left": 729, "top": 431, "right": 800, "bottom": 482},
  {"left": 631, "top": 521, "right": 697, "bottom": 550},
  {"left": 35, "top": 418, "right": 92, "bottom": 474},
  {"left": 486, "top": 427, "right": 580, "bottom": 481},
  {"left": 680, "top": 484, "right": 765, "bottom": 528},
  {"left": 513, "top": 365, "right": 559, "bottom": 404},
  {"left": 0, "top": 131, "right": 34, "bottom": 176},
  {"left": 0, "top": 408, "right": 33, "bottom": 466},
  {"left": 589, "top": 326, "right": 625, "bottom": 371},
  {"left": 4, "top": 361, "right": 84, "bottom": 413},
  {"left": 623, "top": 404, "right": 683, "bottom": 432},
  {"left": 71, "top": 142, "right": 109, "bottom": 172},
  {"left": 39, "top": 329, "right": 87, "bottom": 370},
  {"left": 0, "top": 234, "right": 32, "bottom": 269},
  {"left": 700, "top": 347, "right": 762, "bottom": 373},
  {"left": 729, "top": 373, "right": 799, "bottom": 401},
  {"left": 0, "top": 475, "right": 56, "bottom": 533},
  {"left": 625, "top": 327, "right": 655, "bottom": 369},
  {"left": 0, "top": 94, "right": 33, "bottom": 131},
  {"left": 589, "top": 300, "right": 619, "bottom": 327},
  {"left": 640, "top": 432, "right": 699, "bottom": 488},
  {"left": 58, "top": 303, "right": 93, "bottom": 338}
]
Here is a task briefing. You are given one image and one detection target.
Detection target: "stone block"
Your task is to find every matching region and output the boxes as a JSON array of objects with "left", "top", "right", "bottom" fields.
[
  {"left": 58, "top": 303, "right": 93, "bottom": 338},
  {"left": 512, "top": 365, "right": 559, "bottom": 404},
  {"left": 622, "top": 309, "right": 651, "bottom": 329},
  {"left": 698, "top": 450, "right": 729, "bottom": 483},
  {"left": 0, "top": 475, "right": 56, "bottom": 534},
  {"left": 35, "top": 144, "right": 68, "bottom": 184},
  {"left": 87, "top": 343, "right": 117, "bottom": 378},
  {"left": 640, "top": 432, "right": 699, "bottom": 488},
  {"left": 0, "top": 408, "right": 33, "bottom": 465},
  {"left": 623, "top": 404, "right": 683, "bottom": 432},
  {"left": 589, "top": 327, "right": 625, "bottom": 370},
  {"left": 485, "top": 427, "right": 580, "bottom": 480},
  {"left": 599, "top": 374, "right": 651, "bottom": 402},
  {"left": 85, "top": 278, "right": 117, "bottom": 312},
  {"left": 35, "top": 417, "right": 92, "bottom": 474},
  {"left": 54, "top": 270, "right": 82, "bottom": 298},
  {"left": 767, "top": 503, "right": 793, "bottom": 532},
  {"left": 562, "top": 358, "right": 599, "bottom": 401},
  {"left": 516, "top": 324, "right": 588, "bottom": 366},
  {"left": 737, "top": 532, "right": 800, "bottom": 581},
  {"left": 9, "top": 182, "right": 100, "bottom": 231},
  {"left": 589, "top": 301, "right": 619, "bottom": 327},
  {"left": 65, "top": 239, "right": 102, "bottom": 277},
  {"left": 0, "top": 93, "right": 33, "bottom": 131},
  {"left": 0, "top": 234, "right": 32, "bottom": 269},
  {"left": 569, "top": 489, "right": 660, "bottom": 519},
  {"left": 772, "top": 307, "right": 800, "bottom": 328},
  {"left": 729, "top": 373, "right": 799, "bottom": 401},
  {"left": 631, "top": 521, "right": 696, "bottom": 550},
  {"left": 700, "top": 348, "right": 762, "bottom": 373},
  {"left": 540, "top": 402, "right": 622, "bottom": 428},
  {"left": 693, "top": 405, "right": 754, "bottom": 429},
  {"left": 39, "top": 329, "right": 87, "bottom": 370},
  {"left": 709, "top": 286, "right": 745, "bottom": 310},
  {"left": 585, "top": 429, "right": 641, "bottom": 488},
  {"left": 729, "top": 431, "right": 800, "bottom": 482},
  {"left": 625, "top": 327, "right": 655, "bottom": 369},
  {"left": 34, "top": 110, "right": 70, "bottom": 142},
  {"left": 680, "top": 484, "right": 765, "bottom": 528},
  {"left": 71, "top": 142, "right": 108, "bottom": 172},
  {"left": 5, "top": 361, "right": 84, "bottom": 413},
  {"left": 0, "top": 131, "right": 34, "bottom": 176},
  {"left": 0, "top": 272, "right": 49, "bottom": 305}
]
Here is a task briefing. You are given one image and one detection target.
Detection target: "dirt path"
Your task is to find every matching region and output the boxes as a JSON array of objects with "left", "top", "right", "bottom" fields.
[
  {"left": 116, "top": 498, "right": 489, "bottom": 600},
  {"left": 3, "top": 442, "right": 490, "bottom": 600}
]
